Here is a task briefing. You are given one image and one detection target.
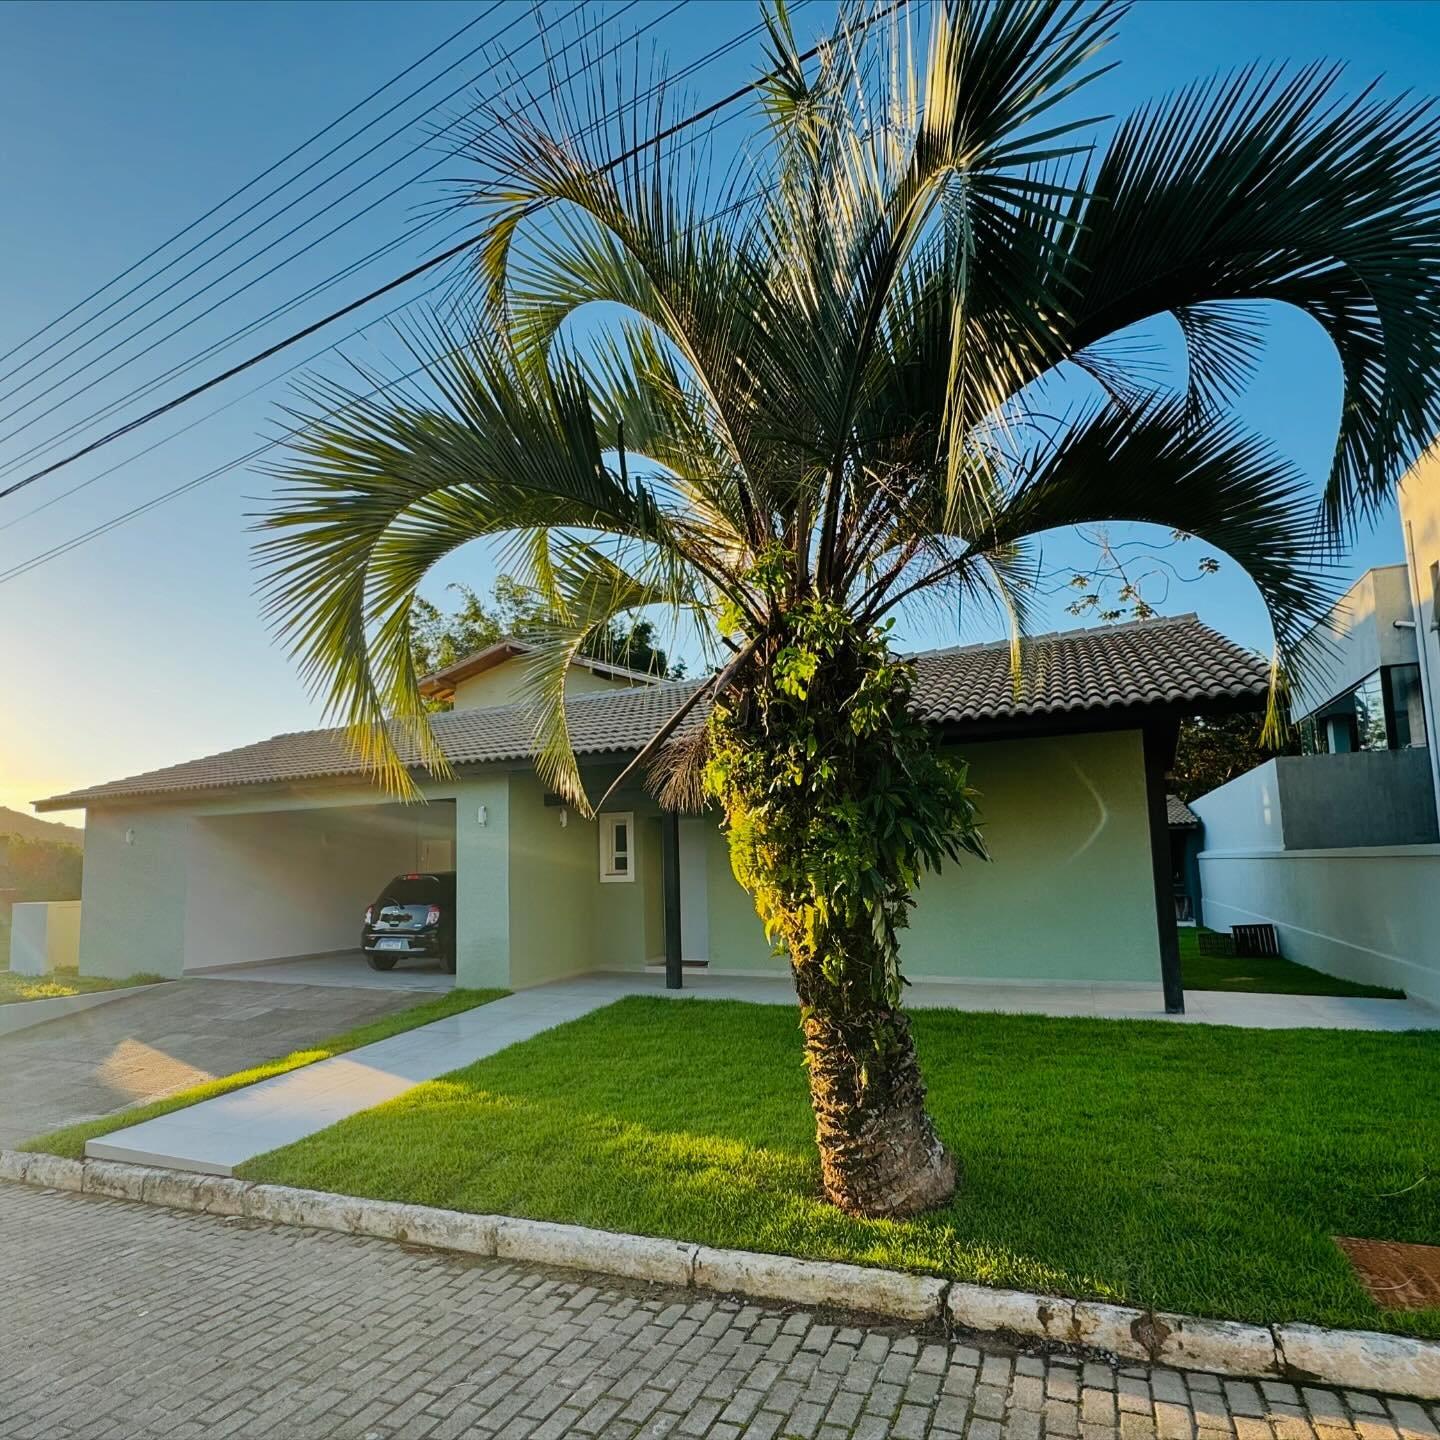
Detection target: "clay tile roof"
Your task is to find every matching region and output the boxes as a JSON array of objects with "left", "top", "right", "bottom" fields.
[
  {"left": 35, "top": 614, "right": 1266, "bottom": 812},
  {"left": 907, "top": 612, "right": 1268, "bottom": 723},
  {"left": 1166, "top": 794, "right": 1202, "bottom": 828}
]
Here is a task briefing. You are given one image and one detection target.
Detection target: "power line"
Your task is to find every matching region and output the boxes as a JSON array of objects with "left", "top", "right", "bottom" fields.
[
  {"left": 0, "top": 189, "right": 771, "bottom": 587},
  {"left": 0, "top": 0, "right": 882, "bottom": 567},
  {"left": 0, "top": 10, "right": 789, "bottom": 534},
  {"left": 0, "top": 5, "right": 500, "bottom": 378},
  {"left": 0, "top": 222, "right": 467, "bottom": 483},
  {"left": 0, "top": 0, "right": 599, "bottom": 439},
  {"left": 0, "top": 0, "right": 707, "bottom": 484},
  {"left": 0, "top": 171, "right": 792, "bottom": 586},
  {"left": 0, "top": 272, "right": 457, "bottom": 534},
  {"left": 0, "top": 0, "right": 763, "bottom": 491}
]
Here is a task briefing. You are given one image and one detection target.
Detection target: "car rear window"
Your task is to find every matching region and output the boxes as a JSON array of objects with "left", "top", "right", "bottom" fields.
[{"left": 381, "top": 876, "right": 444, "bottom": 905}]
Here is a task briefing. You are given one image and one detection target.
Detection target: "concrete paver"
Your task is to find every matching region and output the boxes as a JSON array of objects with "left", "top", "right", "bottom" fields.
[
  {"left": 0, "top": 978, "right": 426, "bottom": 1148},
  {"left": 2, "top": 1182, "right": 1432, "bottom": 1440}
]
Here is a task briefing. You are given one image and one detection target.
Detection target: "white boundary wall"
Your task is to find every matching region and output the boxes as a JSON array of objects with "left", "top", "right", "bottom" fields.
[
  {"left": 1198, "top": 845, "right": 1440, "bottom": 1007},
  {"left": 9, "top": 901, "right": 82, "bottom": 976}
]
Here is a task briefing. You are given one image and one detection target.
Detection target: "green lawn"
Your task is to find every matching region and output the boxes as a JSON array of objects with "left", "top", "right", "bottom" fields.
[
  {"left": 0, "top": 969, "right": 165, "bottom": 1003},
  {"left": 1179, "top": 927, "right": 1404, "bottom": 998},
  {"left": 242, "top": 996, "right": 1440, "bottom": 1339},
  {"left": 23, "top": 987, "right": 508, "bottom": 1159}
]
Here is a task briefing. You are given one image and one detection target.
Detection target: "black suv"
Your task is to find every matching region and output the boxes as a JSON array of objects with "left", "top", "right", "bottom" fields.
[{"left": 361, "top": 872, "right": 457, "bottom": 973}]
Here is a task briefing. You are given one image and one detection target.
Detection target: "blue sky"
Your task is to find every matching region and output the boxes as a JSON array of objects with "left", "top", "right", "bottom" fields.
[{"left": 2, "top": 0, "right": 1438, "bottom": 817}]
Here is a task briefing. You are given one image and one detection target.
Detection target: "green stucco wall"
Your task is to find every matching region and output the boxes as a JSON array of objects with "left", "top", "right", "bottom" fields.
[
  {"left": 78, "top": 806, "right": 191, "bottom": 979},
  {"left": 703, "top": 729, "right": 1161, "bottom": 984},
  {"left": 505, "top": 772, "right": 597, "bottom": 985},
  {"left": 502, "top": 771, "right": 664, "bottom": 987},
  {"left": 454, "top": 775, "right": 511, "bottom": 989},
  {"left": 73, "top": 728, "right": 1159, "bottom": 990}
]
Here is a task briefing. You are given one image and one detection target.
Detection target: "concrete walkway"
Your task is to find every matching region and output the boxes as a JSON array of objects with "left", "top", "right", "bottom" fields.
[
  {"left": 85, "top": 969, "right": 1440, "bottom": 1176},
  {"left": 86, "top": 981, "right": 608, "bottom": 1175}
]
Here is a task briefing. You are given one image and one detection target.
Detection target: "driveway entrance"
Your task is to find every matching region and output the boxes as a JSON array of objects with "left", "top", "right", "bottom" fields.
[{"left": 0, "top": 978, "right": 428, "bottom": 1149}]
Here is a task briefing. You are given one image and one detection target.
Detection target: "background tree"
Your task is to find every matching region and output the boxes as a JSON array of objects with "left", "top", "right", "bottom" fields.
[
  {"left": 1171, "top": 713, "right": 1301, "bottom": 803},
  {"left": 411, "top": 579, "right": 684, "bottom": 710},
  {"left": 259, "top": 1, "right": 1440, "bottom": 1217},
  {"left": 0, "top": 834, "right": 83, "bottom": 967}
]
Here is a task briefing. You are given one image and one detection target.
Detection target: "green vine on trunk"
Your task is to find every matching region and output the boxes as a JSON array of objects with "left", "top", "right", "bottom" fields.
[{"left": 704, "top": 598, "right": 986, "bottom": 1086}]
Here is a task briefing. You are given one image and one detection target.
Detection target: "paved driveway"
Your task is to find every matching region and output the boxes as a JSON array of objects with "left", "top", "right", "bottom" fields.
[
  {"left": 5, "top": 1184, "right": 1431, "bottom": 1440},
  {"left": 0, "top": 979, "right": 426, "bottom": 1148}
]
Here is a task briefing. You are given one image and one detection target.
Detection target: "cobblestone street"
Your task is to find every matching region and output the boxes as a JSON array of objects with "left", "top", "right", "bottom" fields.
[{"left": 2, "top": 1183, "right": 1435, "bottom": 1440}]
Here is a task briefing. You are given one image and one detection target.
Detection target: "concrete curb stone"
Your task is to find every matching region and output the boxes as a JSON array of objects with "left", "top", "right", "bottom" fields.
[
  {"left": 695, "top": 1244, "right": 947, "bottom": 1323},
  {"left": 0, "top": 1149, "right": 32, "bottom": 1184},
  {"left": 81, "top": 1159, "right": 164, "bottom": 1202},
  {"left": 1151, "top": 1313, "right": 1281, "bottom": 1378},
  {"left": 20, "top": 1152, "right": 84, "bottom": 1192},
  {"left": 1276, "top": 1323, "right": 1440, "bottom": 1398},
  {"left": 498, "top": 1217, "right": 694, "bottom": 1285},
  {"left": 141, "top": 1170, "right": 253, "bottom": 1216},
  {"left": 947, "top": 1287, "right": 1283, "bottom": 1379}
]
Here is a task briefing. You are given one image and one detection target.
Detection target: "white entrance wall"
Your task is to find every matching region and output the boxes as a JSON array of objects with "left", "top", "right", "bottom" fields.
[{"left": 9, "top": 901, "right": 82, "bottom": 975}]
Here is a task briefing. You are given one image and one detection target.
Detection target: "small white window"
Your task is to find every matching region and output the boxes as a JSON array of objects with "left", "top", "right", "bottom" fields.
[{"left": 599, "top": 812, "right": 635, "bottom": 883}]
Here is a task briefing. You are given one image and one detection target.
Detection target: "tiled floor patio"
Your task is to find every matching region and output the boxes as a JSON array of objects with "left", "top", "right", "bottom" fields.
[{"left": 188, "top": 950, "right": 455, "bottom": 992}]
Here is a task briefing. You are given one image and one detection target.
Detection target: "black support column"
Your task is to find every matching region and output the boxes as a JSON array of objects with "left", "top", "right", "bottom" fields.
[
  {"left": 1143, "top": 722, "right": 1185, "bottom": 1014},
  {"left": 662, "top": 811, "right": 683, "bottom": 990}
]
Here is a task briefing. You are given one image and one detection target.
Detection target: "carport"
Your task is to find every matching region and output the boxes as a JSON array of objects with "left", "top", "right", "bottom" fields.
[{"left": 180, "top": 799, "right": 456, "bottom": 984}]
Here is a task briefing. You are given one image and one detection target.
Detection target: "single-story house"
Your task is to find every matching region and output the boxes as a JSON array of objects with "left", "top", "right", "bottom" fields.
[{"left": 35, "top": 614, "right": 1268, "bottom": 1013}]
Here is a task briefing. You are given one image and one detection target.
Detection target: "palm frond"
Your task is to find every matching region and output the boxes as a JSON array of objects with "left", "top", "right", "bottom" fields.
[
  {"left": 1060, "top": 63, "right": 1440, "bottom": 534},
  {"left": 969, "top": 400, "right": 1340, "bottom": 662},
  {"left": 255, "top": 329, "right": 684, "bottom": 793}
]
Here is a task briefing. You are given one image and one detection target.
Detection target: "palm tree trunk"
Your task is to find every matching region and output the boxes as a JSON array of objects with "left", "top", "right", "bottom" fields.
[
  {"left": 793, "top": 939, "right": 958, "bottom": 1217},
  {"left": 703, "top": 613, "right": 981, "bottom": 1220}
]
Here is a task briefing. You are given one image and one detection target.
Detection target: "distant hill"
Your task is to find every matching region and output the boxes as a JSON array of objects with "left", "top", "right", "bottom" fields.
[{"left": 0, "top": 807, "right": 83, "bottom": 849}]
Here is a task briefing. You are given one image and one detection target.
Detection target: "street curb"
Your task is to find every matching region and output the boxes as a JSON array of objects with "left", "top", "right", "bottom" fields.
[{"left": 3, "top": 1151, "right": 1437, "bottom": 1398}]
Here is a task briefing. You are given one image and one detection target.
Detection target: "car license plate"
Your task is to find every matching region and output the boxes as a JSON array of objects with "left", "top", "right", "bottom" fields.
[{"left": 376, "top": 937, "right": 408, "bottom": 952}]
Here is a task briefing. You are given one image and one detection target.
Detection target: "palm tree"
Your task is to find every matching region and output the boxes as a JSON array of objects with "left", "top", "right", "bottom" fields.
[{"left": 258, "top": 1, "right": 1440, "bottom": 1218}]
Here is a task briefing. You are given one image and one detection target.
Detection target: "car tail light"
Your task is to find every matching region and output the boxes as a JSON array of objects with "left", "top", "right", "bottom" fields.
[
  {"left": 424, "top": 904, "right": 441, "bottom": 927},
  {"left": 363, "top": 906, "right": 373, "bottom": 925}
]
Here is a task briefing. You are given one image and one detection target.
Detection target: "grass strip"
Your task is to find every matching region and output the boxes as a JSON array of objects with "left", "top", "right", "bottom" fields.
[
  {"left": 0, "top": 970, "right": 166, "bottom": 1003},
  {"left": 1179, "top": 927, "right": 1403, "bottom": 998}
]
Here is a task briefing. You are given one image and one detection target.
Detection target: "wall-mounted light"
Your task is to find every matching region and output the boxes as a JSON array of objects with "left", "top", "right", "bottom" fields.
[
  {"left": 124, "top": 828, "right": 136, "bottom": 846},
  {"left": 559, "top": 808, "right": 568, "bottom": 828},
  {"left": 476, "top": 804, "right": 488, "bottom": 827}
]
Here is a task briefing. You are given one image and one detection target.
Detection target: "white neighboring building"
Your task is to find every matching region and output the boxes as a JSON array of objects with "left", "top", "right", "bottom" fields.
[
  {"left": 1400, "top": 449, "right": 1440, "bottom": 817},
  {"left": 1288, "top": 564, "right": 1427, "bottom": 758},
  {"left": 1191, "top": 454, "right": 1440, "bottom": 1008}
]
